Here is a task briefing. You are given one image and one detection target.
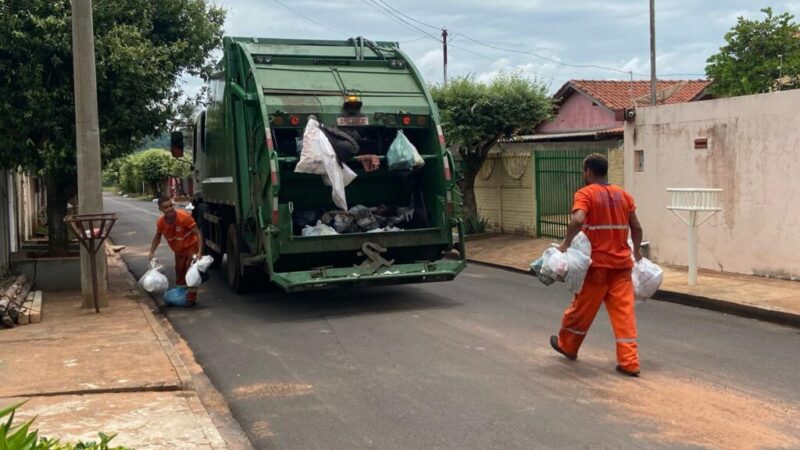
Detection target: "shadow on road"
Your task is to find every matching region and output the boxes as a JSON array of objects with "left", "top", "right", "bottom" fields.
[{"left": 200, "top": 268, "right": 462, "bottom": 324}]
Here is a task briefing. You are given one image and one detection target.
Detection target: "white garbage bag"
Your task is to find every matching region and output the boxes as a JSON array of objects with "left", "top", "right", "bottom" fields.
[
  {"left": 546, "top": 249, "right": 569, "bottom": 278},
  {"left": 571, "top": 232, "right": 592, "bottom": 258},
  {"left": 195, "top": 255, "right": 214, "bottom": 272},
  {"left": 564, "top": 232, "right": 592, "bottom": 293},
  {"left": 186, "top": 261, "right": 202, "bottom": 288},
  {"left": 632, "top": 257, "right": 663, "bottom": 300},
  {"left": 295, "top": 118, "right": 326, "bottom": 175},
  {"left": 302, "top": 221, "right": 338, "bottom": 237},
  {"left": 139, "top": 259, "right": 169, "bottom": 293},
  {"left": 565, "top": 248, "right": 592, "bottom": 294},
  {"left": 296, "top": 117, "right": 357, "bottom": 210}
]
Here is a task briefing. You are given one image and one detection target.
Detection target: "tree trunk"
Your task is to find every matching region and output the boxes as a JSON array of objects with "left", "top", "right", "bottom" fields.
[
  {"left": 461, "top": 171, "right": 478, "bottom": 219},
  {"left": 45, "top": 170, "right": 77, "bottom": 257}
]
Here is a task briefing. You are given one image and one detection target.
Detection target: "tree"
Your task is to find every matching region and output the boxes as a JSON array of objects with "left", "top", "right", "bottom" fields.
[
  {"left": 706, "top": 8, "right": 800, "bottom": 96},
  {"left": 430, "top": 74, "right": 552, "bottom": 218},
  {"left": 0, "top": 0, "right": 224, "bottom": 255},
  {"left": 107, "top": 148, "right": 191, "bottom": 195}
]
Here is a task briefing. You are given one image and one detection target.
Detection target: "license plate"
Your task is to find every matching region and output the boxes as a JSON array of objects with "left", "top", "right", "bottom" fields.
[{"left": 336, "top": 116, "right": 369, "bottom": 126}]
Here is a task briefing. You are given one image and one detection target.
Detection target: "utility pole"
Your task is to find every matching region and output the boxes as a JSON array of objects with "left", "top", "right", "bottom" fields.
[
  {"left": 649, "top": 0, "right": 657, "bottom": 106},
  {"left": 442, "top": 28, "right": 448, "bottom": 85},
  {"left": 71, "top": 0, "right": 108, "bottom": 308}
]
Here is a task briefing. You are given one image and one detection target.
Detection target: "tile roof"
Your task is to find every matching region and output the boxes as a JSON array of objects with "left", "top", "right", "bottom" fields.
[{"left": 560, "top": 80, "right": 711, "bottom": 110}]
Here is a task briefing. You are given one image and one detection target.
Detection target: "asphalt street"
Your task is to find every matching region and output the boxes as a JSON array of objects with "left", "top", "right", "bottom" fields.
[{"left": 106, "top": 193, "right": 800, "bottom": 450}]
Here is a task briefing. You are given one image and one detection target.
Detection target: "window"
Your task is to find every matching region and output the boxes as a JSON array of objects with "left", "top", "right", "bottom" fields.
[{"left": 634, "top": 150, "right": 645, "bottom": 172}]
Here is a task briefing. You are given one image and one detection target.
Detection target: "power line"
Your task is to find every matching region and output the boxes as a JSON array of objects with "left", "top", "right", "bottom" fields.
[
  {"left": 271, "top": 0, "right": 348, "bottom": 37},
  {"left": 361, "top": 0, "right": 442, "bottom": 43},
  {"left": 373, "top": 0, "right": 441, "bottom": 31},
  {"left": 452, "top": 32, "right": 650, "bottom": 77}
]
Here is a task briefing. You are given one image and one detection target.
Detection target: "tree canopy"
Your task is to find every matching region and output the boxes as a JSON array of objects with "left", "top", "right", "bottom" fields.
[
  {"left": 0, "top": 0, "right": 224, "bottom": 253},
  {"left": 706, "top": 8, "right": 800, "bottom": 96},
  {"left": 430, "top": 74, "right": 552, "bottom": 218}
]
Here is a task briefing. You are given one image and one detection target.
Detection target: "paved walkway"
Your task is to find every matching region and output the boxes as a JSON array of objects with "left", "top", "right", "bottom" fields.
[
  {"left": 465, "top": 233, "right": 800, "bottom": 326},
  {"left": 0, "top": 246, "right": 245, "bottom": 449}
]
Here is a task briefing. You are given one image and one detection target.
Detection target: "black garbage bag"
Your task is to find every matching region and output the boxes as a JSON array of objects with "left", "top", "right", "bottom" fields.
[
  {"left": 332, "top": 211, "right": 356, "bottom": 233},
  {"left": 321, "top": 125, "right": 359, "bottom": 165},
  {"left": 293, "top": 209, "right": 321, "bottom": 235}
]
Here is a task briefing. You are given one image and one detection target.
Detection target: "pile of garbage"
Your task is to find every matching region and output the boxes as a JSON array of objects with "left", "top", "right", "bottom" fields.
[
  {"left": 295, "top": 204, "right": 414, "bottom": 236},
  {"left": 294, "top": 117, "right": 425, "bottom": 211}
]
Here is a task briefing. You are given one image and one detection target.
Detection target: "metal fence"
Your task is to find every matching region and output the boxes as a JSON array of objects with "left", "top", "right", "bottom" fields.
[{"left": 535, "top": 148, "right": 607, "bottom": 239}]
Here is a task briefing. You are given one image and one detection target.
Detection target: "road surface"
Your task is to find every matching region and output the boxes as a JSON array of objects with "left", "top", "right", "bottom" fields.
[{"left": 105, "top": 194, "right": 800, "bottom": 450}]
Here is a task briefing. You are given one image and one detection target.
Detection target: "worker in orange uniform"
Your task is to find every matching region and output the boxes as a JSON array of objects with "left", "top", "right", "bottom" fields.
[
  {"left": 550, "top": 153, "right": 644, "bottom": 376},
  {"left": 148, "top": 196, "right": 204, "bottom": 307}
]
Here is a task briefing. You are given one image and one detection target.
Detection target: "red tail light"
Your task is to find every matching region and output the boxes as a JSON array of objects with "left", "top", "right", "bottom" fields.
[
  {"left": 402, "top": 115, "right": 412, "bottom": 126},
  {"left": 290, "top": 115, "right": 300, "bottom": 126}
]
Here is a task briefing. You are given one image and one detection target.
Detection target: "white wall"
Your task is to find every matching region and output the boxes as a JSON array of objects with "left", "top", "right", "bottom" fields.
[{"left": 625, "top": 90, "right": 800, "bottom": 280}]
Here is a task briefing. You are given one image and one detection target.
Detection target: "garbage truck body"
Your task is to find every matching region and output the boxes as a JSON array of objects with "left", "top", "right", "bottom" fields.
[{"left": 184, "top": 37, "right": 465, "bottom": 293}]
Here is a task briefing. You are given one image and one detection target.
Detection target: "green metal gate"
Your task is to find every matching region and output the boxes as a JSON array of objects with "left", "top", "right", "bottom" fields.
[{"left": 535, "top": 148, "right": 607, "bottom": 239}]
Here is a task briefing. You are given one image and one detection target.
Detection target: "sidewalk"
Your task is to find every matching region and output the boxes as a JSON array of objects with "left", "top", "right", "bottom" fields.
[
  {"left": 0, "top": 247, "right": 247, "bottom": 449},
  {"left": 465, "top": 233, "right": 800, "bottom": 327}
]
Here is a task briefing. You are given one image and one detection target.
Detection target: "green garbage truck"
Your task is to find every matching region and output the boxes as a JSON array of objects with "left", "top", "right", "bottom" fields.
[{"left": 175, "top": 36, "right": 466, "bottom": 293}]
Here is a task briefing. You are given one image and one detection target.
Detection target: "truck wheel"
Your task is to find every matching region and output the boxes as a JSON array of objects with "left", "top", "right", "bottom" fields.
[{"left": 226, "top": 223, "right": 252, "bottom": 293}]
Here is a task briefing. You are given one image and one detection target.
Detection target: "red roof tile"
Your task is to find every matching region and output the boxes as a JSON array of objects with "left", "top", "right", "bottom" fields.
[{"left": 560, "top": 80, "right": 711, "bottom": 110}]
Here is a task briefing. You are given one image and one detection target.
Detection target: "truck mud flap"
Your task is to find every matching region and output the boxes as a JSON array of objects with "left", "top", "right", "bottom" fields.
[{"left": 271, "top": 260, "right": 466, "bottom": 292}]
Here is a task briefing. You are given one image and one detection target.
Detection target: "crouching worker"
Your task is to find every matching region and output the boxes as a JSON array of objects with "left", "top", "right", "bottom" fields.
[
  {"left": 148, "top": 196, "right": 204, "bottom": 306},
  {"left": 550, "top": 153, "right": 644, "bottom": 377}
]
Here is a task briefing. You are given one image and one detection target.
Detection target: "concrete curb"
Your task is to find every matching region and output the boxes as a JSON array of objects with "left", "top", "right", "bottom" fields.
[
  {"left": 107, "top": 241, "right": 256, "bottom": 450},
  {"left": 651, "top": 290, "right": 800, "bottom": 329},
  {"left": 466, "top": 258, "right": 800, "bottom": 329}
]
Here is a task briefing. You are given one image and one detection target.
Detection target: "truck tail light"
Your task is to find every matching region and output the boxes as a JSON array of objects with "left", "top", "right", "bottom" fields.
[
  {"left": 290, "top": 115, "right": 300, "bottom": 126},
  {"left": 402, "top": 115, "right": 412, "bottom": 126}
]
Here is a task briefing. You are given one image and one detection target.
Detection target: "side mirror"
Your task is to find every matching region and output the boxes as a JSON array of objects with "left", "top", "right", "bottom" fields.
[{"left": 170, "top": 131, "right": 184, "bottom": 158}]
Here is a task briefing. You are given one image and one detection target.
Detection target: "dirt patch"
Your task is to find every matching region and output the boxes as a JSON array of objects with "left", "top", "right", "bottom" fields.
[
  {"left": 250, "top": 421, "right": 275, "bottom": 439},
  {"left": 233, "top": 383, "right": 313, "bottom": 399},
  {"left": 595, "top": 374, "right": 800, "bottom": 449}
]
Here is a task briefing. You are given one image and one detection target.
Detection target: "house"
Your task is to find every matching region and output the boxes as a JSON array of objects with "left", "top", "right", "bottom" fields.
[
  {"left": 472, "top": 79, "right": 712, "bottom": 238},
  {"left": 535, "top": 79, "right": 713, "bottom": 140}
]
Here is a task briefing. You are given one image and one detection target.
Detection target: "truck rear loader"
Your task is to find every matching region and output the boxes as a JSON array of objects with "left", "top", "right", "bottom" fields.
[{"left": 177, "top": 36, "right": 466, "bottom": 293}]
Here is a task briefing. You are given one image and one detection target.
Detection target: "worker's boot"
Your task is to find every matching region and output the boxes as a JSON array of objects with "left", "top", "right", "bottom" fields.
[{"left": 550, "top": 335, "right": 577, "bottom": 361}]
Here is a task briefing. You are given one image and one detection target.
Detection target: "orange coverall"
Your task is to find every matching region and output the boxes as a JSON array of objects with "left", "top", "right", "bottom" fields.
[
  {"left": 557, "top": 183, "right": 639, "bottom": 372},
  {"left": 157, "top": 210, "right": 200, "bottom": 303}
]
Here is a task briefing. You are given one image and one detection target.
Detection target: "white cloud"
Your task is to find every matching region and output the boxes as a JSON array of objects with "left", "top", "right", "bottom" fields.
[{"left": 177, "top": 0, "right": 780, "bottom": 95}]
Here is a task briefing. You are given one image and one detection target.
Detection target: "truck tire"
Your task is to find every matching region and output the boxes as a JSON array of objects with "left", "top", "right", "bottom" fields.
[{"left": 226, "top": 223, "right": 253, "bottom": 293}]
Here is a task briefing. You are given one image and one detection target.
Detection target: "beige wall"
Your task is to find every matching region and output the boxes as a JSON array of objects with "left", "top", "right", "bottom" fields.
[
  {"left": 474, "top": 144, "right": 536, "bottom": 236},
  {"left": 625, "top": 90, "right": 800, "bottom": 280},
  {"left": 608, "top": 147, "right": 624, "bottom": 187}
]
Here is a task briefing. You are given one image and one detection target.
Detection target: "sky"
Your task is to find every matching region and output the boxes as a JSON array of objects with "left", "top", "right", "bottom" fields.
[{"left": 181, "top": 0, "right": 800, "bottom": 96}]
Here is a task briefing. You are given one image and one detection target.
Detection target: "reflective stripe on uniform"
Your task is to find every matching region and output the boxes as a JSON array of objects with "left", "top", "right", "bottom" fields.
[
  {"left": 584, "top": 224, "right": 628, "bottom": 230},
  {"left": 563, "top": 327, "right": 587, "bottom": 336},
  {"left": 616, "top": 337, "right": 637, "bottom": 343}
]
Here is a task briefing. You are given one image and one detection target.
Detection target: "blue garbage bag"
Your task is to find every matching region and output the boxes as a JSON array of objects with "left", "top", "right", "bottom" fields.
[{"left": 163, "top": 287, "right": 188, "bottom": 307}]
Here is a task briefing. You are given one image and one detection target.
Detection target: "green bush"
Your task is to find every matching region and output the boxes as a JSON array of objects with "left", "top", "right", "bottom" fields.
[
  {"left": 104, "top": 148, "right": 191, "bottom": 195},
  {"left": 1, "top": 402, "right": 131, "bottom": 450},
  {"left": 463, "top": 214, "right": 489, "bottom": 234}
]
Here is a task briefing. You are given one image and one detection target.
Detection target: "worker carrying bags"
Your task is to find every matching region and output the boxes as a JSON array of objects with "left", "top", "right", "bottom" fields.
[
  {"left": 295, "top": 117, "right": 357, "bottom": 210},
  {"left": 531, "top": 234, "right": 664, "bottom": 300},
  {"left": 530, "top": 232, "right": 592, "bottom": 294}
]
